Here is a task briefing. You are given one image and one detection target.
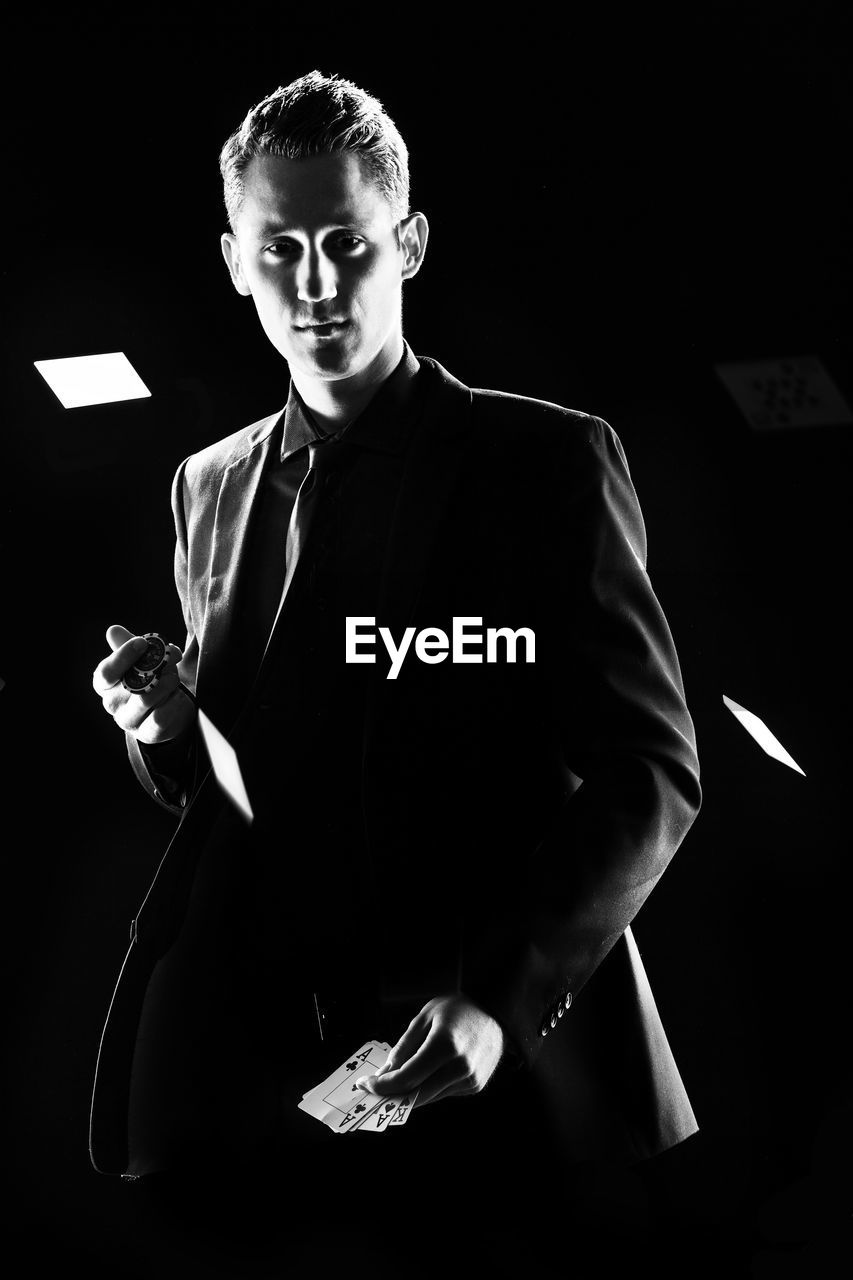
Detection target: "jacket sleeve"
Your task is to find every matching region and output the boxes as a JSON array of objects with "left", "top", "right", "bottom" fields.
[
  {"left": 126, "top": 457, "right": 201, "bottom": 816},
  {"left": 462, "top": 414, "right": 701, "bottom": 1066}
]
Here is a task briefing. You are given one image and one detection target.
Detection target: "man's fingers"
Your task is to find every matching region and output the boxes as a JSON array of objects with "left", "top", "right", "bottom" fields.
[
  {"left": 94, "top": 631, "right": 183, "bottom": 697},
  {"left": 412, "top": 1062, "right": 475, "bottom": 1108},
  {"left": 110, "top": 656, "right": 181, "bottom": 731},
  {"left": 135, "top": 685, "right": 196, "bottom": 744},
  {"left": 106, "top": 624, "right": 134, "bottom": 652},
  {"left": 93, "top": 633, "right": 150, "bottom": 695},
  {"left": 359, "top": 995, "right": 506, "bottom": 1108},
  {"left": 380, "top": 1015, "right": 429, "bottom": 1075},
  {"left": 355, "top": 1016, "right": 429, "bottom": 1093},
  {"left": 94, "top": 624, "right": 193, "bottom": 745},
  {"left": 162, "top": 643, "right": 183, "bottom": 672},
  {"left": 358, "top": 1024, "right": 451, "bottom": 1096}
]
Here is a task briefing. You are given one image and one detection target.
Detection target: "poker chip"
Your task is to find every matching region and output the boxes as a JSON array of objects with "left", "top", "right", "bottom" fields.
[
  {"left": 133, "top": 634, "right": 166, "bottom": 672},
  {"left": 122, "top": 632, "right": 167, "bottom": 693},
  {"left": 123, "top": 668, "right": 160, "bottom": 693}
]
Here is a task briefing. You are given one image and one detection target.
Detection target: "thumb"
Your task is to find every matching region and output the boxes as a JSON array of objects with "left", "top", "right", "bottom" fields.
[
  {"left": 357, "top": 1019, "right": 431, "bottom": 1094},
  {"left": 355, "top": 1057, "right": 398, "bottom": 1095},
  {"left": 106, "top": 624, "right": 135, "bottom": 651}
]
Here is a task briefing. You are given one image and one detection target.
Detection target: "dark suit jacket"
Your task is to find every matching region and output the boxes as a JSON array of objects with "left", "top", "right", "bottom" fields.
[{"left": 89, "top": 354, "right": 702, "bottom": 1174}]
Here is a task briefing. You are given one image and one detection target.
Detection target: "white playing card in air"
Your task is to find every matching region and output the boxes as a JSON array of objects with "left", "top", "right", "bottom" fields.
[
  {"left": 33, "top": 351, "right": 151, "bottom": 408},
  {"left": 197, "top": 708, "right": 255, "bottom": 822},
  {"left": 722, "top": 695, "right": 806, "bottom": 776}
]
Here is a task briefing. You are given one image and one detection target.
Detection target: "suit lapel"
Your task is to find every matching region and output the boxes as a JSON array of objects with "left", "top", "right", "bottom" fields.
[{"left": 196, "top": 413, "right": 282, "bottom": 726}]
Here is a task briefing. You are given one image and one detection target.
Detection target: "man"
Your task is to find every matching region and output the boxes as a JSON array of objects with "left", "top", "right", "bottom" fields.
[{"left": 90, "top": 70, "right": 701, "bottom": 1264}]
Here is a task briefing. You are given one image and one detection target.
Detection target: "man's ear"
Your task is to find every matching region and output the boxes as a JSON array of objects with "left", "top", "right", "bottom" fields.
[
  {"left": 221, "top": 233, "right": 252, "bottom": 296},
  {"left": 398, "top": 212, "right": 429, "bottom": 280}
]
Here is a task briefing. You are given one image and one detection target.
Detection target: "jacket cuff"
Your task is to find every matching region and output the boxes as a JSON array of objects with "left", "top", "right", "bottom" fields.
[{"left": 461, "top": 934, "right": 575, "bottom": 1070}]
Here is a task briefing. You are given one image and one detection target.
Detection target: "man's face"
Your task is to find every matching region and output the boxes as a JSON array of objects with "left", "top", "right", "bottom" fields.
[{"left": 221, "top": 152, "right": 423, "bottom": 384}]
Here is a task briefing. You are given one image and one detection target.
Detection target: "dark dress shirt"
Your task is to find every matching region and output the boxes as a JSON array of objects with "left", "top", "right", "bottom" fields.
[{"left": 230, "top": 341, "right": 422, "bottom": 708}]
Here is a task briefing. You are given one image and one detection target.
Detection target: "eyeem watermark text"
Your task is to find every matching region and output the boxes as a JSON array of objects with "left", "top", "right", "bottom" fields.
[{"left": 345, "top": 616, "right": 536, "bottom": 680}]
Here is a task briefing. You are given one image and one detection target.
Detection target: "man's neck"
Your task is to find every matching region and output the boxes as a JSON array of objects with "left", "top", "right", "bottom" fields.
[{"left": 291, "top": 335, "right": 405, "bottom": 434}]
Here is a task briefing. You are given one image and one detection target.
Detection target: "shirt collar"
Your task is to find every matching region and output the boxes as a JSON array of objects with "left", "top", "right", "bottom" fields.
[{"left": 280, "top": 341, "right": 422, "bottom": 462}]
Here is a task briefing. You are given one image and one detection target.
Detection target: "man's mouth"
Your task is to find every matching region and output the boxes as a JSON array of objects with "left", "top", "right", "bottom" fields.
[{"left": 296, "top": 319, "right": 350, "bottom": 333}]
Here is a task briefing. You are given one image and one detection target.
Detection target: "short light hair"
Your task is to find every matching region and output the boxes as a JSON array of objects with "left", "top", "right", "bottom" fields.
[{"left": 219, "top": 70, "right": 410, "bottom": 232}]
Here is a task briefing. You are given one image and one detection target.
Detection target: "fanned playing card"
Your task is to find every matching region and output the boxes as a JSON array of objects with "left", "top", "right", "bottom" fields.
[
  {"left": 352, "top": 1090, "right": 419, "bottom": 1131},
  {"left": 300, "top": 1041, "right": 389, "bottom": 1105},
  {"left": 298, "top": 1041, "right": 419, "bottom": 1133},
  {"left": 388, "top": 1093, "right": 418, "bottom": 1126},
  {"left": 351, "top": 1100, "right": 399, "bottom": 1133},
  {"left": 298, "top": 1041, "right": 391, "bottom": 1133}
]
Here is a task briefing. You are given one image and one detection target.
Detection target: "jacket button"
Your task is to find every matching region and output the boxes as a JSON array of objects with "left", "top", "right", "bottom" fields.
[
  {"left": 565, "top": 992, "right": 573, "bottom": 1010},
  {"left": 550, "top": 1012, "right": 557, "bottom": 1028},
  {"left": 557, "top": 1003, "right": 564, "bottom": 1018},
  {"left": 539, "top": 1022, "right": 549, "bottom": 1037}
]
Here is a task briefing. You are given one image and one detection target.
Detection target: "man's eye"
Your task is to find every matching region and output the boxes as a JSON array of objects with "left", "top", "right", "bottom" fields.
[
  {"left": 333, "top": 234, "right": 364, "bottom": 251},
  {"left": 264, "top": 242, "right": 298, "bottom": 256}
]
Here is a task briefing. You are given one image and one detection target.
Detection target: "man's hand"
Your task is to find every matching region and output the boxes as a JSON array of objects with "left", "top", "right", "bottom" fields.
[
  {"left": 356, "top": 994, "right": 505, "bottom": 1108},
  {"left": 92, "top": 624, "right": 196, "bottom": 745}
]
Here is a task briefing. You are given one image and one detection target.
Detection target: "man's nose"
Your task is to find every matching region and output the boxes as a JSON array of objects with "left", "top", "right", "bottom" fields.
[{"left": 296, "top": 247, "right": 338, "bottom": 303}]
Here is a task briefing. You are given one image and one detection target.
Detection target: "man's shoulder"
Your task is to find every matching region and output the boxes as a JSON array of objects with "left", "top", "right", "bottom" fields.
[
  {"left": 180, "top": 409, "right": 283, "bottom": 490},
  {"left": 468, "top": 383, "right": 610, "bottom": 455},
  {"left": 421, "top": 354, "right": 606, "bottom": 444},
  {"left": 472, "top": 384, "right": 597, "bottom": 426}
]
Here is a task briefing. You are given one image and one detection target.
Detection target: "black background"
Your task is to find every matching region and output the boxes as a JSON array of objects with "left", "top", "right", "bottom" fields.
[{"left": 2, "top": 2, "right": 851, "bottom": 1275}]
